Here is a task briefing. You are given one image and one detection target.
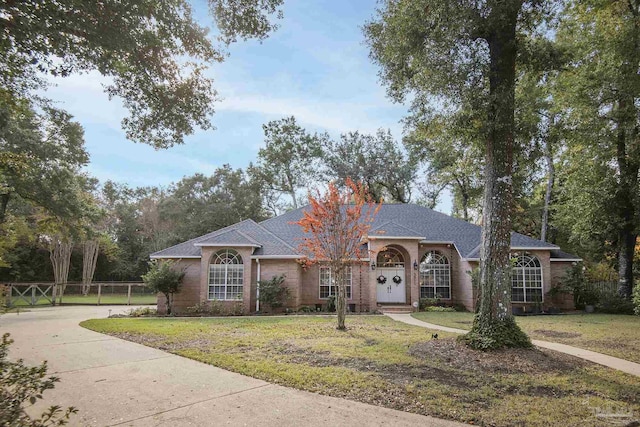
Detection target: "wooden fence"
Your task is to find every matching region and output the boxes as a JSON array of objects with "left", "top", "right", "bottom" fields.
[
  {"left": 586, "top": 281, "right": 619, "bottom": 295},
  {"left": 3, "top": 282, "right": 155, "bottom": 307}
]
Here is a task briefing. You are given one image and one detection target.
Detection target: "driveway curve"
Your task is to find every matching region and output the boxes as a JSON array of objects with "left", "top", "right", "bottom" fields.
[{"left": 1, "top": 306, "right": 463, "bottom": 427}]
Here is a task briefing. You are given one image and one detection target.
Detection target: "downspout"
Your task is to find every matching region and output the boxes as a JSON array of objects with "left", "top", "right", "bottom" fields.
[{"left": 256, "top": 258, "right": 261, "bottom": 312}]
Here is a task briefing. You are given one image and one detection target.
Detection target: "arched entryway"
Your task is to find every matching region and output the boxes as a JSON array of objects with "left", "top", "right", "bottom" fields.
[{"left": 375, "top": 247, "right": 407, "bottom": 303}]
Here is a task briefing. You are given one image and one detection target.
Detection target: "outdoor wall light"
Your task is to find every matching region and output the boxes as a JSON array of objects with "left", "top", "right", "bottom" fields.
[
  {"left": 413, "top": 260, "right": 418, "bottom": 270},
  {"left": 370, "top": 262, "right": 376, "bottom": 271}
]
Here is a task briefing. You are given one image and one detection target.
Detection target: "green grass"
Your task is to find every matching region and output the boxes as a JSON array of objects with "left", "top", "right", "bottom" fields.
[
  {"left": 10, "top": 294, "right": 156, "bottom": 306},
  {"left": 81, "top": 315, "right": 640, "bottom": 426},
  {"left": 412, "top": 311, "right": 640, "bottom": 363}
]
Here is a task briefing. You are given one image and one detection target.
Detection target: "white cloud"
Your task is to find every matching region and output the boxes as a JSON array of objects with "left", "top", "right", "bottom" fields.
[{"left": 218, "top": 93, "right": 403, "bottom": 136}]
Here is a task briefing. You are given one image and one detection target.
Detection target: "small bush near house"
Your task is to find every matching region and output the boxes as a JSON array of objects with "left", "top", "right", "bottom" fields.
[
  {"left": 0, "top": 333, "right": 77, "bottom": 426},
  {"left": 142, "top": 260, "right": 185, "bottom": 316},
  {"left": 186, "top": 300, "right": 244, "bottom": 316},
  {"left": 419, "top": 298, "right": 439, "bottom": 310},
  {"left": 634, "top": 286, "right": 640, "bottom": 316},
  {"left": 419, "top": 298, "right": 466, "bottom": 312},
  {"left": 257, "top": 275, "right": 289, "bottom": 312},
  {"left": 325, "top": 295, "right": 336, "bottom": 312},
  {"left": 127, "top": 307, "right": 157, "bottom": 317},
  {"left": 423, "top": 306, "right": 456, "bottom": 312},
  {"left": 561, "top": 264, "right": 599, "bottom": 309},
  {"left": 596, "top": 291, "right": 634, "bottom": 315}
]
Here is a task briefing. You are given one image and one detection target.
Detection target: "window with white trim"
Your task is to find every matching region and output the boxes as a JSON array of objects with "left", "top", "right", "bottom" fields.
[
  {"left": 511, "top": 254, "right": 543, "bottom": 303},
  {"left": 419, "top": 251, "right": 451, "bottom": 299},
  {"left": 319, "top": 266, "right": 352, "bottom": 299},
  {"left": 208, "top": 249, "right": 243, "bottom": 300}
]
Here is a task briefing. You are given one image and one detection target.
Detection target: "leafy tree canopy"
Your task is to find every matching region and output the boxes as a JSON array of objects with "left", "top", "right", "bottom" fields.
[{"left": 0, "top": 0, "right": 284, "bottom": 148}]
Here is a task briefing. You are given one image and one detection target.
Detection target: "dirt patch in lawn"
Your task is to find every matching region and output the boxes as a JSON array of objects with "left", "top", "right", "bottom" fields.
[
  {"left": 409, "top": 338, "right": 589, "bottom": 375},
  {"left": 533, "top": 329, "right": 582, "bottom": 339}
]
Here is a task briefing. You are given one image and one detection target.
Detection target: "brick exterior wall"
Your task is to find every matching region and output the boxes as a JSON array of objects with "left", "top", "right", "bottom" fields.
[
  {"left": 156, "top": 245, "right": 575, "bottom": 314},
  {"left": 255, "top": 259, "right": 302, "bottom": 312}
]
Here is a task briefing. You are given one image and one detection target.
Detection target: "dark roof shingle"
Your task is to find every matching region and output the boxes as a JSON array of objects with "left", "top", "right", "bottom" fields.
[{"left": 152, "top": 204, "right": 561, "bottom": 259}]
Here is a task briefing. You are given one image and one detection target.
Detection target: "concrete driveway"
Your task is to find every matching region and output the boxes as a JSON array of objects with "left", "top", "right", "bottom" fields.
[{"left": 0, "top": 306, "right": 462, "bottom": 427}]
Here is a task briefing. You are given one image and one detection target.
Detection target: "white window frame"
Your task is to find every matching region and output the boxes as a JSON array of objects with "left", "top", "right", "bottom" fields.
[
  {"left": 419, "top": 251, "right": 451, "bottom": 300},
  {"left": 208, "top": 249, "right": 244, "bottom": 301},
  {"left": 511, "top": 254, "right": 543, "bottom": 303},
  {"left": 319, "top": 266, "right": 352, "bottom": 300}
]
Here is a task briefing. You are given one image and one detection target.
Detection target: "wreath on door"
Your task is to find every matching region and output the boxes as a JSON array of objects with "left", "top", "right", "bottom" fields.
[
  {"left": 377, "top": 275, "right": 387, "bottom": 284},
  {"left": 392, "top": 275, "right": 402, "bottom": 285}
]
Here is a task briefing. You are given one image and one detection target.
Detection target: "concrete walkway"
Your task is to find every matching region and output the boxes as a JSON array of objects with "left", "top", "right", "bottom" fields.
[
  {"left": 0, "top": 306, "right": 463, "bottom": 427},
  {"left": 386, "top": 313, "right": 640, "bottom": 377}
]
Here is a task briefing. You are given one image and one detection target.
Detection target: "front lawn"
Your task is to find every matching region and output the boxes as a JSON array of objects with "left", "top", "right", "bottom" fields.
[
  {"left": 412, "top": 312, "right": 640, "bottom": 363},
  {"left": 82, "top": 316, "right": 640, "bottom": 426}
]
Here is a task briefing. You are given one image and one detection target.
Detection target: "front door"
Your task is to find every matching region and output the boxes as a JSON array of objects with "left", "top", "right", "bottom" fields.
[{"left": 376, "top": 267, "right": 406, "bottom": 303}]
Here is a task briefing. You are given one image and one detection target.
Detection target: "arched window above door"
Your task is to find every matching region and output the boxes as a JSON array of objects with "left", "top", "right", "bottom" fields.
[{"left": 376, "top": 247, "right": 405, "bottom": 268}]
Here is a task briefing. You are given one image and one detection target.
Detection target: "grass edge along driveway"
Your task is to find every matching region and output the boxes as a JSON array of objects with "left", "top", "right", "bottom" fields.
[
  {"left": 412, "top": 311, "right": 640, "bottom": 364},
  {"left": 81, "top": 315, "right": 640, "bottom": 427}
]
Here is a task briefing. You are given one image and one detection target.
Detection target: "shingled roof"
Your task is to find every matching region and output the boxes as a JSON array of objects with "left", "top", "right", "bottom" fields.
[{"left": 151, "top": 203, "right": 566, "bottom": 260}]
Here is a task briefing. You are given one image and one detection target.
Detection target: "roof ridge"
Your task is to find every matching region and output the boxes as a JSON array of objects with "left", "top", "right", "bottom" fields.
[
  {"left": 251, "top": 220, "right": 299, "bottom": 252},
  {"left": 232, "top": 227, "right": 263, "bottom": 246}
]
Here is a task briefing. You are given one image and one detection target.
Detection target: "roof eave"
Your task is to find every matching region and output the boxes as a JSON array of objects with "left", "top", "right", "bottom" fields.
[
  {"left": 193, "top": 243, "right": 261, "bottom": 248},
  {"left": 369, "top": 236, "right": 427, "bottom": 240},
  {"left": 150, "top": 255, "right": 201, "bottom": 259}
]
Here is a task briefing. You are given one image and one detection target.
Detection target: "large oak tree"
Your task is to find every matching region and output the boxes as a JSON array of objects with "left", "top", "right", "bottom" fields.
[{"left": 365, "top": 0, "right": 555, "bottom": 348}]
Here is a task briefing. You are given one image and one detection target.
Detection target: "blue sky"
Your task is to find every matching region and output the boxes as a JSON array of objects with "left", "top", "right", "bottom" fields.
[{"left": 43, "top": 1, "right": 451, "bottom": 212}]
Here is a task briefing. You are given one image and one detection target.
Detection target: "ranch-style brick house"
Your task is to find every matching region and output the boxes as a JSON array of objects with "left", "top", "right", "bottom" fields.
[{"left": 150, "top": 203, "right": 581, "bottom": 314}]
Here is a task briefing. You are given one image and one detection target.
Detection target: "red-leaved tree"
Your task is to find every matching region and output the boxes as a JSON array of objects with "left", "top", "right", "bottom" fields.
[{"left": 294, "top": 179, "right": 381, "bottom": 330}]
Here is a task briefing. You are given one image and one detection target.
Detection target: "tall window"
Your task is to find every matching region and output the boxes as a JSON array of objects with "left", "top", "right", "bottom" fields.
[
  {"left": 511, "top": 254, "right": 542, "bottom": 303},
  {"left": 208, "top": 249, "right": 243, "bottom": 300},
  {"left": 376, "top": 247, "right": 405, "bottom": 268},
  {"left": 319, "top": 266, "right": 352, "bottom": 299},
  {"left": 419, "top": 251, "right": 451, "bottom": 299}
]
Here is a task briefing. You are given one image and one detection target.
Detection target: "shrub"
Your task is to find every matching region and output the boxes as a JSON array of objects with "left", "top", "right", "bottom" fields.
[
  {"left": 142, "top": 260, "right": 185, "bottom": 315},
  {"left": 0, "top": 333, "right": 77, "bottom": 426},
  {"left": 127, "top": 307, "right": 157, "bottom": 317},
  {"left": 186, "top": 300, "right": 245, "bottom": 316},
  {"left": 325, "top": 295, "right": 336, "bottom": 312},
  {"left": 257, "top": 275, "right": 290, "bottom": 312},
  {"left": 419, "top": 297, "right": 439, "bottom": 311},
  {"left": 561, "top": 264, "right": 599, "bottom": 309},
  {"left": 597, "top": 291, "right": 634, "bottom": 315},
  {"left": 424, "top": 306, "right": 456, "bottom": 312}
]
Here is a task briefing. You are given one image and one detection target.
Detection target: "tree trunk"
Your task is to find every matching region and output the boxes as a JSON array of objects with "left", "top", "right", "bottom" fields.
[
  {"left": 82, "top": 240, "right": 100, "bottom": 296},
  {"left": 615, "top": 98, "right": 639, "bottom": 299},
  {"left": 165, "top": 292, "right": 173, "bottom": 315},
  {"left": 335, "top": 266, "right": 347, "bottom": 330},
  {"left": 541, "top": 135, "right": 555, "bottom": 242},
  {"left": 465, "top": 2, "right": 531, "bottom": 350},
  {"left": 50, "top": 237, "right": 73, "bottom": 304},
  {"left": 618, "top": 230, "right": 637, "bottom": 299},
  {"left": 0, "top": 193, "right": 9, "bottom": 224}
]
